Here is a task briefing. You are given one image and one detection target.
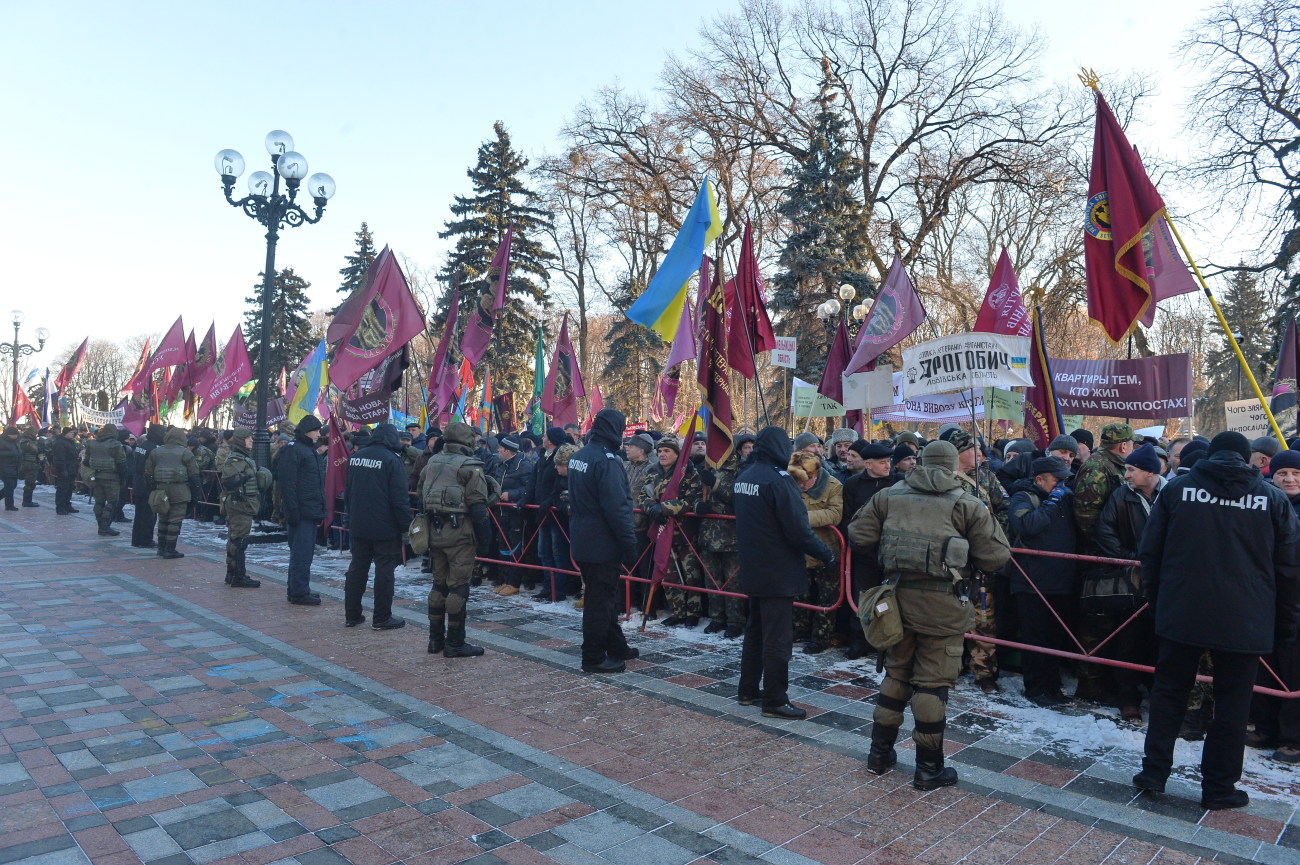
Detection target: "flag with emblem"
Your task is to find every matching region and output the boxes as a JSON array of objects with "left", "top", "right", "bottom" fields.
[{"left": 328, "top": 246, "right": 426, "bottom": 392}]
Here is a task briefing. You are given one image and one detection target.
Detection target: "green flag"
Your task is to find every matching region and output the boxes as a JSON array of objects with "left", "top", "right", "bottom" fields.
[{"left": 528, "top": 325, "right": 546, "bottom": 434}]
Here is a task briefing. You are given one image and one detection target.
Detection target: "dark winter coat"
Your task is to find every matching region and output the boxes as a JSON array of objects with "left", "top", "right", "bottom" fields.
[
  {"left": 996, "top": 452, "right": 1035, "bottom": 491},
  {"left": 0, "top": 435, "right": 20, "bottom": 477},
  {"left": 52, "top": 435, "right": 79, "bottom": 479},
  {"left": 131, "top": 424, "right": 165, "bottom": 487},
  {"left": 733, "top": 427, "right": 833, "bottom": 598},
  {"left": 568, "top": 409, "right": 637, "bottom": 564},
  {"left": 1007, "top": 478, "right": 1077, "bottom": 595},
  {"left": 344, "top": 424, "right": 412, "bottom": 540},
  {"left": 492, "top": 452, "right": 534, "bottom": 508},
  {"left": 1139, "top": 451, "right": 1300, "bottom": 654},
  {"left": 533, "top": 448, "right": 560, "bottom": 510},
  {"left": 841, "top": 471, "right": 901, "bottom": 536},
  {"left": 276, "top": 419, "right": 326, "bottom": 523},
  {"left": 1094, "top": 480, "right": 1162, "bottom": 562}
]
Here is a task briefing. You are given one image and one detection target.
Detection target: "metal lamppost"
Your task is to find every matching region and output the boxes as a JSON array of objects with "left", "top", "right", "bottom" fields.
[
  {"left": 213, "top": 131, "right": 336, "bottom": 468},
  {"left": 1, "top": 310, "right": 48, "bottom": 423}
]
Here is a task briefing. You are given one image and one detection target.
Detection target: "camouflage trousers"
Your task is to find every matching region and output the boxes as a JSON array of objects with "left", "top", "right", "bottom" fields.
[
  {"left": 795, "top": 566, "right": 839, "bottom": 644},
  {"left": 225, "top": 513, "right": 252, "bottom": 579},
  {"left": 21, "top": 467, "right": 38, "bottom": 497},
  {"left": 90, "top": 479, "right": 119, "bottom": 528},
  {"left": 154, "top": 499, "right": 186, "bottom": 550},
  {"left": 664, "top": 544, "right": 705, "bottom": 619},
  {"left": 700, "top": 550, "right": 746, "bottom": 628},
  {"left": 966, "top": 583, "right": 998, "bottom": 682}
]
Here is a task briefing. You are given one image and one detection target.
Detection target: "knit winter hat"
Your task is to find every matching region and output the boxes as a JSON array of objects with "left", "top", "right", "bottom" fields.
[
  {"left": 1070, "top": 428, "right": 1094, "bottom": 449},
  {"left": 1270, "top": 449, "right": 1300, "bottom": 474},
  {"left": 627, "top": 434, "right": 655, "bottom": 454},
  {"left": 1047, "top": 434, "right": 1079, "bottom": 455},
  {"left": 1207, "top": 431, "right": 1251, "bottom": 461},
  {"left": 921, "top": 440, "right": 959, "bottom": 473},
  {"left": 546, "top": 427, "right": 568, "bottom": 447},
  {"left": 1125, "top": 443, "right": 1161, "bottom": 474},
  {"left": 656, "top": 437, "right": 681, "bottom": 455},
  {"left": 793, "top": 432, "right": 822, "bottom": 452},
  {"left": 892, "top": 444, "right": 916, "bottom": 464}
]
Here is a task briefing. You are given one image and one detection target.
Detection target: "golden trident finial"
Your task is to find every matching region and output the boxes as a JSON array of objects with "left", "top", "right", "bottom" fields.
[{"left": 1077, "top": 67, "right": 1101, "bottom": 91}]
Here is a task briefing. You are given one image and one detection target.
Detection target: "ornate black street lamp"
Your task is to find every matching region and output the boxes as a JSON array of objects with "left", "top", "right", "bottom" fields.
[
  {"left": 2, "top": 310, "right": 48, "bottom": 423},
  {"left": 213, "top": 130, "right": 335, "bottom": 468}
]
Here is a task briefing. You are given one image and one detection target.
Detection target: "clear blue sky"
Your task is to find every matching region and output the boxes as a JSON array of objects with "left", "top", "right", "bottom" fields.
[{"left": 0, "top": 0, "right": 1219, "bottom": 366}]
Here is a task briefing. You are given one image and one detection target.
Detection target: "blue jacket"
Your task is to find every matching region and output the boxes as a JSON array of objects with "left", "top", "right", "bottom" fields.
[{"left": 1007, "top": 478, "right": 1076, "bottom": 595}]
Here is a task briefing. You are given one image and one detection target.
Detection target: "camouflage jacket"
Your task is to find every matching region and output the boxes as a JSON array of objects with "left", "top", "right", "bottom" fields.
[
  {"left": 1072, "top": 448, "right": 1126, "bottom": 551},
  {"left": 638, "top": 458, "right": 703, "bottom": 547},
  {"left": 191, "top": 445, "right": 215, "bottom": 473},
  {"left": 954, "top": 464, "right": 1009, "bottom": 534},
  {"left": 19, "top": 434, "right": 41, "bottom": 469},
  {"left": 696, "top": 453, "right": 740, "bottom": 553},
  {"left": 625, "top": 457, "right": 655, "bottom": 532}
]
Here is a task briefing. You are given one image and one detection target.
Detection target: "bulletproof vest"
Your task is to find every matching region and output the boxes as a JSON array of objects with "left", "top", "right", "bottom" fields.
[
  {"left": 86, "top": 438, "right": 119, "bottom": 472},
  {"left": 422, "top": 453, "right": 479, "bottom": 515},
  {"left": 877, "top": 485, "right": 966, "bottom": 581},
  {"left": 227, "top": 454, "right": 261, "bottom": 498},
  {"left": 151, "top": 446, "right": 188, "bottom": 484}
]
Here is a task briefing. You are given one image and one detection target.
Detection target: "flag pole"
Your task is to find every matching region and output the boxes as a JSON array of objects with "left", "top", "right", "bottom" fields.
[{"left": 1164, "top": 216, "right": 1288, "bottom": 443}]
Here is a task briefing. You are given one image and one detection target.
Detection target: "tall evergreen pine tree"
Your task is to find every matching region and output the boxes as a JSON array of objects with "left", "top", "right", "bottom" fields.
[
  {"left": 337, "top": 222, "right": 378, "bottom": 295},
  {"left": 1202, "top": 267, "right": 1273, "bottom": 433},
  {"left": 769, "top": 59, "right": 873, "bottom": 385},
  {"left": 434, "top": 122, "right": 555, "bottom": 396},
  {"left": 244, "top": 268, "right": 317, "bottom": 396}
]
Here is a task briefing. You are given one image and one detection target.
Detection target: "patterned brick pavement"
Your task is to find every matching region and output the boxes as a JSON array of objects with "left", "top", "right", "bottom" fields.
[{"left": 0, "top": 493, "right": 1296, "bottom": 865}]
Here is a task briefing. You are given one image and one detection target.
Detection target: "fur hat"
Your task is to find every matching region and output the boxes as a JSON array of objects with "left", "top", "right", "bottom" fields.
[
  {"left": 829, "top": 428, "right": 857, "bottom": 446},
  {"left": 1071, "top": 428, "right": 1094, "bottom": 449},
  {"left": 787, "top": 451, "right": 821, "bottom": 484},
  {"left": 554, "top": 443, "right": 579, "bottom": 466}
]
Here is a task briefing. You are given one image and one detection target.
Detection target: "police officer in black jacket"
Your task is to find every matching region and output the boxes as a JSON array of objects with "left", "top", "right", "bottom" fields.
[
  {"left": 131, "top": 424, "right": 165, "bottom": 547},
  {"left": 342, "top": 423, "right": 410, "bottom": 630},
  {"left": 52, "top": 427, "right": 80, "bottom": 515},
  {"left": 568, "top": 408, "right": 639, "bottom": 674},
  {"left": 734, "top": 426, "right": 834, "bottom": 718},
  {"left": 1135, "top": 431, "right": 1300, "bottom": 811}
]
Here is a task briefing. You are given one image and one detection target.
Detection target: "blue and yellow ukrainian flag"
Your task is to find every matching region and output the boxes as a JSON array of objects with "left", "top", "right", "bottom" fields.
[
  {"left": 627, "top": 178, "right": 722, "bottom": 341},
  {"left": 288, "top": 339, "right": 329, "bottom": 424}
]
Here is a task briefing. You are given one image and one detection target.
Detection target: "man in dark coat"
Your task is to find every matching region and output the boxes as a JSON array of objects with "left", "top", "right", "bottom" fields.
[
  {"left": 276, "top": 415, "right": 325, "bottom": 605},
  {"left": 343, "top": 423, "right": 409, "bottom": 630},
  {"left": 488, "top": 433, "right": 535, "bottom": 595},
  {"left": 130, "top": 424, "right": 165, "bottom": 547},
  {"left": 1007, "top": 456, "right": 1077, "bottom": 707},
  {"left": 734, "top": 426, "right": 834, "bottom": 719},
  {"left": 52, "top": 427, "right": 80, "bottom": 515},
  {"left": 568, "top": 408, "right": 640, "bottom": 674},
  {"left": 838, "top": 441, "right": 902, "bottom": 658},
  {"left": 1135, "top": 431, "right": 1300, "bottom": 810},
  {"left": 0, "top": 426, "right": 21, "bottom": 511}
]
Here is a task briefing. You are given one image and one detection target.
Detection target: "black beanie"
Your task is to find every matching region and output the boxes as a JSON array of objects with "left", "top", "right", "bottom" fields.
[
  {"left": 546, "top": 427, "right": 567, "bottom": 447},
  {"left": 1207, "top": 430, "right": 1251, "bottom": 461}
]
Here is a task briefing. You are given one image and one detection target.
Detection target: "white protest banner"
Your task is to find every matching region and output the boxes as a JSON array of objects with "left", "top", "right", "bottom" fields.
[
  {"left": 771, "top": 336, "right": 797, "bottom": 369},
  {"left": 1224, "top": 399, "right": 1272, "bottom": 438},
  {"left": 791, "top": 377, "right": 845, "bottom": 417},
  {"left": 902, "top": 332, "right": 1032, "bottom": 398},
  {"left": 841, "top": 364, "right": 894, "bottom": 411},
  {"left": 78, "top": 404, "right": 124, "bottom": 426},
  {"left": 871, "top": 373, "right": 988, "bottom": 423}
]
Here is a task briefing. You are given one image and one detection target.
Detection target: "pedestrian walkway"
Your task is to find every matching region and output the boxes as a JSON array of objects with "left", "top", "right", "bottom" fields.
[{"left": 0, "top": 490, "right": 1296, "bottom": 865}]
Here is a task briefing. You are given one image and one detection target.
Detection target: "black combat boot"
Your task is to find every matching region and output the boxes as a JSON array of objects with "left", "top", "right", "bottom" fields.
[
  {"left": 21, "top": 490, "right": 38, "bottom": 507},
  {"left": 160, "top": 539, "right": 184, "bottom": 560},
  {"left": 866, "top": 724, "right": 899, "bottom": 775},
  {"left": 913, "top": 746, "right": 959, "bottom": 791},
  {"left": 443, "top": 612, "right": 484, "bottom": 658},
  {"left": 427, "top": 612, "right": 446, "bottom": 655},
  {"left": 98, "top": 519, "right": 120, "bottom": 537},
  {"left": 229, "top": 541, "right": 260, "bottom": 588}
]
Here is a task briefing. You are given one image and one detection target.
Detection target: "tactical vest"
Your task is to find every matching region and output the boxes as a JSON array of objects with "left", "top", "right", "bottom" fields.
[
  {"left": 20, "top": 439, "right": 39, "bottom": 466},
  {"left": 151, "top": 446, "right": 188, "bottom": 484},
  {"left": 226, "top": 454, "right": 261, "bottom": 499},
  {"left": 877, "top": 485, "right": 966, "bottom": 581},
  {"left": 422, "top": 453, "right": 480, "bottom": 515},
  {"left": 85, "top": 438, "right": 120, "bottom": 472}
]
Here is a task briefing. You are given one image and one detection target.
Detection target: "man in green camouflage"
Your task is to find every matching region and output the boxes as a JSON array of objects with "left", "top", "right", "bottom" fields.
[
  {"left": 219, "top": 429, "right": 267, "bottom": 588},
  {"left": 145, "top": 428, "right": 200, "bottom": 559},
  {"left": 639, "top": 438, "right": 706, "bottom": 627},
  {"left": 695, "top": 447, "right": 746, "bottom": 638},
  {"left": 1071, "top": 422, "right": 1136, "bottom": 702},
  {"left": 82, "top": 424, "right": 127, "bottom": 536},
  {"left": 940, "top": 428, "right": 1008, "bottom": 694},
  {"left": 19, "top": 427, "right": 42, "bottom": 507}
]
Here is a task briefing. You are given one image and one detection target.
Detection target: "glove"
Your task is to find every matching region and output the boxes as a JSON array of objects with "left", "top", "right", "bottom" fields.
[
  {"left": 697, "top": 468, "right": 716, "bottom": 488},
  {"left": 1047, "top": 486, "right": 1066, "bottom": 504},
  {"left": 694, "top": 500, "right": 713, "bottom": 515},
  {"left": 647, "top": 504, "right": 669, "bottom": 524}
]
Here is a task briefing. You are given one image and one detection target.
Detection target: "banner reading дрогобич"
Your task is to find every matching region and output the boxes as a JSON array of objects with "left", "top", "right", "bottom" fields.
[
  {"left": 1050, "top": 354, "right": 1192, "bottom": 419},
  {"left": 901, "top": 333, "right": 1033, "bottom": 398}
]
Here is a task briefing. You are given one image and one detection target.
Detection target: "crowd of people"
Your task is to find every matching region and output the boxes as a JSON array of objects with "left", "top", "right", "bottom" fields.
[{"left": 3, "top": 409, "right": 1297, "bottom": 807}]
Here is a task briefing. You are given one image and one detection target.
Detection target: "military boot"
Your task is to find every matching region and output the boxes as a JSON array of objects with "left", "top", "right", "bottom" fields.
[
  {"left": 443, "top": 612, "right": 483, "bottom": 658},
  {"left": 98, "top": 519, "right": 120, "bottom": 537},
  {"left": 913, "top": 746, "right": 958, "bottom": 791},
  {"left": 427, "top": 610, "right": 446, "bottom": 655},
  {"left": 160, "top": 538, "right": 184, "bottom": 560},
  {"left": 866, "top": 724, "right": 899, "bottom": 775},
  {"left": 21, "top": 489, "right": 38, "bottom": 507},
  {"left": 229, "top": 541, "right": 261, "bottom": 588}
]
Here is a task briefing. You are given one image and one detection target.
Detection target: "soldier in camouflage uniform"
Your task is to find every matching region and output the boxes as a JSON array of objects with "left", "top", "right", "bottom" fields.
[
  {"left": 638, "top": 438, "right": 705, "bottom": 627},
  {"left": 82, "top": 424, "right": 127, "bottom": 535},
  {"left": 144, "top": 428, "right": 200, "bottom": 559},
  {"left": 398, "top": 431, "right": 422, "bottom": 487},
  {"left": 219, "top": 429, "right": 267, "bottom": 588},
  {"left": 695, "top": 448, "right": 747, "bottom": 638},
  {"left": 941, "top": 428, "right": 1008, "bottom": 694},
  {"left": 19, "top": 427, "right": 42, "bottom": 507},
  {"left": 1071, "top": 422, "right": 1136, "bottom": 702},
  {"left": 188, "top": 436, "right": 216, "bottom": 521}
]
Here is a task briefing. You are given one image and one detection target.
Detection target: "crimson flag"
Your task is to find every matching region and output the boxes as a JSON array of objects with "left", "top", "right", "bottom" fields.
[
  {"left": 196, "top": 326, "right": 253, "bottom": 420},
  {"left": 427, "top": 288, "right": 460, "bottom": 420},
  {"left": 1272, "top": 316, "right": 1299, "bottom": 415},
  {"left": 120, "top": 338, "right": 151, "bottom": 397},
  {"left": 1084, "top": 89, "right": 1168, "bottom": 343},
  {"left": 460, "top": 225, "right": 512, "bottom": 369},
  {"left": 121, "top": 375, "right": 155, "bottom": 436},
  {"left": 493, "top": 392, "right": 517, "bottom": 433},
  {"left": 581, "top": 384, "right": 604, "bottom": 435},
  {"left": 542, "top": 313, "right": 585, "bottom": 428},
  {"left": 143, "top": 315, "right": 187, "bottom": 378},
  {"left": 845, "top": 255, "right": 927, "bottom": 374},
  {"left": 819, "top": 319, "right": 862, "bottom": 432},
  {"left": 974, "top": 248, "right": 1031, "bottom": 337},
  {"left": 1023, "top": 308, "right": 1063, "bottom": 449},
  {"left": 697, "top": 256, "right": 734, "bottom": 467},
  {"left": 726, "top": 219, "right": 777, "bottom": 378},
  {"left": 189, "top": 324, "right": 218, "bottom": 391},
  {"left": 54, "top": 337, "right": 89, "bottom": 394},
  {"left": 323, "top": 415, "right": 349, "bottom": 531},
  {"left": 11, "top": 385, "right": 39, "bottom": 427},
  {"left": 328, "top": 247, "right": 426, "bottom": 392}
]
